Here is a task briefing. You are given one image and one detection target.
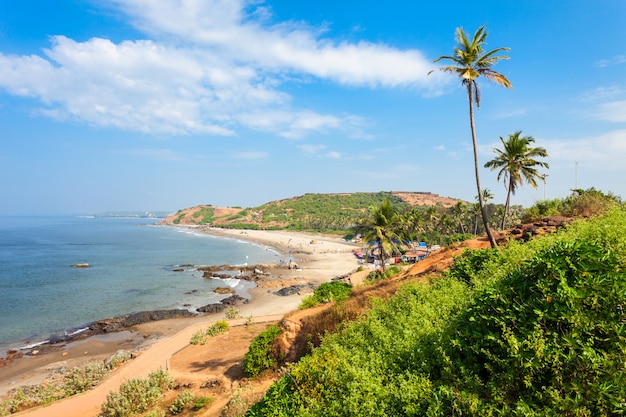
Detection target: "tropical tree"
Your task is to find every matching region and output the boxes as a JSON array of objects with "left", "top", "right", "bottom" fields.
[
  {"left": 450, "top": 201, "right": 469, "bottom": 234},
  {"left": 357, "top": 199, "right": 403, "bottom": 272},
  {"left": 432, "top": 25, "right": 512, "bottom": 248},
  {"left": 484, "top": 131, "right": 549, "bottom": 229}
]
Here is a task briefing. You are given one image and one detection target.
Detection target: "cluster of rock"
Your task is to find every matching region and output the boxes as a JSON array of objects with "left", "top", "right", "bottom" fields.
[
  {"left": 197, "top": 294, "right": 249, "bottom": 313},
  {"left": 506, "top": 216, "right": 572, "bottom": 242},
  {"left": 89, "top": 309, "right": 196, "bottom": 333},
  {"left": 0, "top": 349, "right": 23, "bottom": 367}
]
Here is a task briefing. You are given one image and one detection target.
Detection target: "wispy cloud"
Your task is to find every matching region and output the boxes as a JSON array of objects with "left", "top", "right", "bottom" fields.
[
  {"left": 595, "top": 55, "right": 626, "bottom": 68},
  {"left": 541, "top": 129, "right": 626, "bottom": 167},
  {"left": 0, "top": 0, "right": 436, "bottom": 138},
  {"left": 592, "top": 100, "right": 626, "bottom": 122}
]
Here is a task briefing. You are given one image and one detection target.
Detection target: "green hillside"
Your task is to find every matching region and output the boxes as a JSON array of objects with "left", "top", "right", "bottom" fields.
[
  {"left": 249, "top": 207, "right": 626, "bottom": 416},
  {"left": 162, "top": 191, "right": 461, "bottom": 233}
]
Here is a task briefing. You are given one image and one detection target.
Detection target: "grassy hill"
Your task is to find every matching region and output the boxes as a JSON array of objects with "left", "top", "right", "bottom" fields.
[{"left": 162, "top": 191, "right": 461, "bottom": 232}]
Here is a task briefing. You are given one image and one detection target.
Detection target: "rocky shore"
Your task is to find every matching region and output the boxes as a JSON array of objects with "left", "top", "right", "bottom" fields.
[{"left": 0, "top": 228, "right": 359, "bottom": 405}]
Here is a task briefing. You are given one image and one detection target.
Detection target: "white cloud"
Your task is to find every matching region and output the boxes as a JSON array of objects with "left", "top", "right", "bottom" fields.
[
  {"left": 542, "top": 129, "right": 626, "bottom": 167},
  {"left": 593, "top": 100, "right": 626, "bottom": 122},
  {"left": 0, "top": 0, "right": 437, "bottom": 137}
]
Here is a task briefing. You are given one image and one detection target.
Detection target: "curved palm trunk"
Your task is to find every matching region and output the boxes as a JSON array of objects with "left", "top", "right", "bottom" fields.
[
  {"left": 500, "top": 180, "right": 513, "bottom": 230},
  {"left": 467, "top": 84, "right": 497, "bottom": 248}
]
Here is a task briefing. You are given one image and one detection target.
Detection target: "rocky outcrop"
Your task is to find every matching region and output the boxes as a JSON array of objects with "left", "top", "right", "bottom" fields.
[
  {"left": 507, "top": 216, "right": 572, "bottom": 242},
  {"left": 197, "top": 294, "right": 248, "bottom": 313},
  {"left": 90, "top": 309, "right": 196, "bottom": 333}
]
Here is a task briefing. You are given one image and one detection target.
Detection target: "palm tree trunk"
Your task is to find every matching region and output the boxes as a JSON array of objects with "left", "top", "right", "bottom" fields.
[
  {"left": 500, "top": 181, "right": 513, "bottom": 230},
  {"left": 467, "top": 84, "right": 497, "bottom": 248},
  {"left": 378, "top": 239, "right": 386, "bottom": 273}
]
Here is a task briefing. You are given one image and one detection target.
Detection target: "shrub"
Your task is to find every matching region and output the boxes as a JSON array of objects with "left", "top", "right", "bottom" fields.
[
  {"left": 63, "top": 361, "right": 109, "bottom": 396},
  {"left": 243, "top": 325, "right": 282, "bottom": 378},
  {"left": 100, "top": 370, "right": 172, "bottom": 417},
  {"left": 298, "top": 282, "right": 352, "bottom": 309},
  {"left": 223, "top": 385, "right": 257, "bottom": 417},
  {"left": 384, "top": 265, "right": 400, "bottom": 278},
  {"left": 169, "top": 390, "right": 194, "bottom": 415},
  {"left": 312, "top": 282, "right": 352, "bottom": 303},
  {"left": 225, "top": 306, "right": 241, "bottom": 319},
  {"left": 206, "top": 320, "right": 229, "bottom": 336},
  {"left": 191, "top": 320, "right": 230, "bottom": 345},
  {"left": 445, "top": 247, "right": 502, "bottom": 285},
  {"left": 193, "top": 395, "right": 214, "bottom": 410}
]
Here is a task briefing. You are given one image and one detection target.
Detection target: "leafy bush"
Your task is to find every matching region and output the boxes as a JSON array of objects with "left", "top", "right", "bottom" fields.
[
  {"left": 193, "top": 395, "right": 214, "bottom": 410},
  {"left": 100, "top": 370, "right": 173, "bottom": 417},
  {"left": 169, "top": 390, "right": 194, "bottom": 414},
  {"left": 445, "top": 248, "right": 502, "bottom": 285},
  {"left": 226, "top": 307, "right": 241, "bottom": 319},
  {"left": 191, "top": 320, "right": 230, "bottom": 345},
  {"left": 243, "top": 325, "right": 282, "bottom": 378},
  {"left": 62, "top": 361, "right": 109, "bottom": 396},
  {"left": 298, "top": 282, "right": 352, "bottom": 309}
]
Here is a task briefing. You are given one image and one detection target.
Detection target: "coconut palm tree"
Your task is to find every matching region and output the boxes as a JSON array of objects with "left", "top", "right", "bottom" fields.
[
  {"left": 358, "top": 199, "right": 403, "bottom": 273},
  {"left": 431, "top": 25, "right": 512, "bottom": 248},
  {"left": 484, "top": 131, "right": 549, "bottom": 229}
]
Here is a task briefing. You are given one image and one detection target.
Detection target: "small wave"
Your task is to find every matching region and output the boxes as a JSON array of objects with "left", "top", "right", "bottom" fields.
[
  {"left": 67, "top": 327, "right": 90, "bottom": 337},
  {"left": 15, "top": 339, "right": 50, "bottom": 351},
  {"left": 212, "top": 277, "right": 240, "bottom": 287}
]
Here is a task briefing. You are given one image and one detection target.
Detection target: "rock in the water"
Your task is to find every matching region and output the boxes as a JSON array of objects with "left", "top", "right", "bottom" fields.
[
  {"left": 214, "top": 287, "right": 235, "bottom": 294},
  {"left": 91, "top": 309, "right": 196, "bottom": 333}
]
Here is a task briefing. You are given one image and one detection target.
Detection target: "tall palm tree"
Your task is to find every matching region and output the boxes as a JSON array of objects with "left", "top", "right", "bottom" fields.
[
  {"left": 431, "top": 25, "right": 512, "bottom": 248},
  {"left": 358, "top": 199, "right": 403, "bottom": 273},
  {"left": 485, "top": 131, "right": 549, "bottom": 229},
  {"left": 451, "top": 201, "right": 468, "bottom": 234}
]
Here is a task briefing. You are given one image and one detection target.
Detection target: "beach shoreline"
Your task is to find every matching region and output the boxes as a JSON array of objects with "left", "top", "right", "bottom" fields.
[{"left": 0, "top": 227, "right": 360, "bottom": 401}]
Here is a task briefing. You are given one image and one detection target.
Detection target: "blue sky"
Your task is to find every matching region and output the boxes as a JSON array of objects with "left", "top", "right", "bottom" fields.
[{"left": 1, "top": 1, "right": 625, "bottom": 215}]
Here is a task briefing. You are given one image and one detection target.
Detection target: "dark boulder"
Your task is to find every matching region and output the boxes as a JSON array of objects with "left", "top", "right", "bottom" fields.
[{"left": 197, "top": 303, "right": 226, "bottom": 313}]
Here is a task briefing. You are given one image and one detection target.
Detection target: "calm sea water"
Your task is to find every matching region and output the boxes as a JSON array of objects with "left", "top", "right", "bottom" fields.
[{"left": 0, "top": 216, "right": 279, "bottom": 350}]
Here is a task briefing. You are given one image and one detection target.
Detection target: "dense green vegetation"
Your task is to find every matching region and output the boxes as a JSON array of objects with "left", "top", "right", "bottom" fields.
[
  {"left": 251, "top": 192, "right": 408, "bottom": 232},
  {"left": 191, "top": 206, "right": 215, "bottom": 224},
  {"left": 299, "top": 282, "right": 353, "bottom": 309},
  {"left": 243, "top": 325, "right": 283, "bottom": 378},
  {"left": 249, "top": 207, "right": 626, "bottom": 416}
]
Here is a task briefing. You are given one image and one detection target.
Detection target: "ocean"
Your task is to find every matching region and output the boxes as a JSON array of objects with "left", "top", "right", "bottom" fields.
[{"left": 0, "top": 216, "right": 280, "bottom": 351}]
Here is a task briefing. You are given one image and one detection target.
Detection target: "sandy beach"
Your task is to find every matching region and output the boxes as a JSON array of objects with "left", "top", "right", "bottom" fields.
[{"left": 1, "top": 228, "right": 360, "bottom": 416}]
